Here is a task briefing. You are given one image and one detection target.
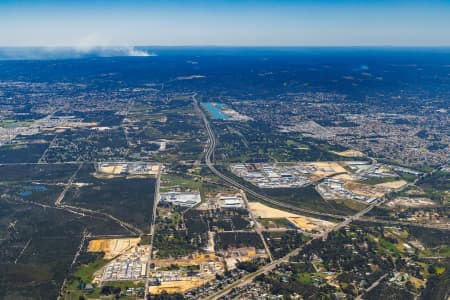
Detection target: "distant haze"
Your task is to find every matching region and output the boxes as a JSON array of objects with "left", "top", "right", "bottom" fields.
[{"left": 1, "top": 0, "right": 450, "bottom": 47}]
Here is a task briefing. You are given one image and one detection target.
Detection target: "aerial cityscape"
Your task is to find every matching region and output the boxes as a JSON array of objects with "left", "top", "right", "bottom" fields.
[{"left": 0, "top": 1, "right": 449, "bottom": 300}]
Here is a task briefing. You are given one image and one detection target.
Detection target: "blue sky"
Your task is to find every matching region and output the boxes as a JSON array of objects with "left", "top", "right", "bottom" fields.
[{"left": 1, "top": 0, "right": 450, "bottom": 46}]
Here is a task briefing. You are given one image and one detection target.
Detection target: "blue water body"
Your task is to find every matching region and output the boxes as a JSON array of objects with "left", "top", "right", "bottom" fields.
[
  {"left": 18, "top": 185, "right": 48, "bottom": 197},
  {"left": 24, "top": 185, "right": 48, "bottom": 191},
  {"left": 203, "top": 102, "right": 229, "bottom": 120}
]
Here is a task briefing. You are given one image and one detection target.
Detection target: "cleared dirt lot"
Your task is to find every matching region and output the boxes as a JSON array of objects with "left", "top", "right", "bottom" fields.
[
  {"left": 149, "top": 278, "right": 212, "bottom": 294},
  {"left": 248, "top": 202, "right": 335, "bottom": 232},
  {"left": 332, "top": 149, "right": 365, "bottom": 157},
  {"left": 87, "top": 237, "right": 141, "bottom": 259},
  {"left": 98, "top": 165, "right": 124, "bottom": 175},
  {"left": 376, "top": 180, "right": 408, "bottom": 190},
  {"left": 308, "top": 162, "right": 347, "bottom": 180},
  {"left": 386, "top": 197, "right": 436, "bottom": 208},
  {"left": 287, "top": 216, "right": 335, "bottom": 232},
  {"left": 149, "top": 253, "right": 224, "bottom": 294},
  {"left": 153, "top": 253, "right": 221, "bottom": 268},
  {"left": 248, "top": 201, "right": 301, "bottom": 218},
  {"left": 344, "top": 181, "right": 385, "bottom": 198}
]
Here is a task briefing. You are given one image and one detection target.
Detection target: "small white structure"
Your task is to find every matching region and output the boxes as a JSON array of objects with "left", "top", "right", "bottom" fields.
[
  {"left": 219, "top": 196, "right": 244, "bottom": 209},
  {"left": 160, "top": 192, "right": 201, "bottom": 207}
]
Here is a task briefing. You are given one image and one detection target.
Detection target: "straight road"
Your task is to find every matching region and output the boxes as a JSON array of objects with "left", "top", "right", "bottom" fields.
[
  {"left": 355, "top": 273, "right": 389, "bottom": 300},
  {"left": 144, "top": 163, "right": 162, "bottom": 299},
  {"left": 241, "top": 189, "right": 274, "bottom": 262}
]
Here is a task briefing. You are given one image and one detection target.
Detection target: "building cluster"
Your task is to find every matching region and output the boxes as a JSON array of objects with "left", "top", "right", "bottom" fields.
[
  {"left": 234, "top": 89, "right": 448, "bottom": 166},
  {"left": 316, "top": 178, "right": 378, "bottom": 204},
  {"left": 360, "top": 164, "right": 398, "bottom": 178},
  {"left": 150, "top": 261, "right": 223, "bottom": 285},
  {"left": 97, "top": 162, "right": 160, "bottom": 176},
  {"left": 0, "top": 125, "right": 39, "bottom": 146},
  {"left": 388, "top": 165, "right": 422, "bottom": 176},
  {"left": 94, "top": 246, "right": 149, "bottom": 283},
  {"left": 231, "top": 163, "right": 312, "bottom": 188},
  {"left": 219, "top": 247, "right": 267, "bottom": 270},
  {"left": 185, "top": 267, "right": 251, "bottom": 299},
  {"left": 0, "top": 115, "right": 96, "bottom": 146}
]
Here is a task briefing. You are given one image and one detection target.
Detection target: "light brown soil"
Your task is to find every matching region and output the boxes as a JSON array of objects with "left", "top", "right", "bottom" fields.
[
  {"left": 248, "top": 202, "right": 300, "bottom": 218},
  {"left": 332, "top": 149, "right": 365, "bottom": 157},
  {"left": 87, "top": 238, "right": 140, "bottom": 259}
]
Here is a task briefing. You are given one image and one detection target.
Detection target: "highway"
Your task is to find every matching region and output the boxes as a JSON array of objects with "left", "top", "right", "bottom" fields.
[
  {"left": 192, "top": 94, "right": 346, "bottom": 221},
  {"left": 144, "top": 163, "right": 162, "bottom": 299}
]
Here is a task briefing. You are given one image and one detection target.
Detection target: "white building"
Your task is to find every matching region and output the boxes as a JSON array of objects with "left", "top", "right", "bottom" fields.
[{"left": 160, "top": 192, "right": 201, "bottom": 207}]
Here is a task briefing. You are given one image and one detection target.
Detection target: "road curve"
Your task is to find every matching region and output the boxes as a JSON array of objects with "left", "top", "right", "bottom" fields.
[
  {"left": 192, "top": 94, "right": 345, "bottom": 219},
  {"left": 193, "top": 94, "right": 345, "bottom": 220}
]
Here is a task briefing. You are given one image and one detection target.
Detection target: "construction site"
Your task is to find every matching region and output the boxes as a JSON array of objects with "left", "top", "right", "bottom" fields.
[
  {"left": 247, "top": 201, "right": 336, "bottom": 233},
  {"left": 96, "top": 162, "right": 160, "bottom": 177},
  {"left": 149, "top": 253, "right": 225, "bottom": 294}
]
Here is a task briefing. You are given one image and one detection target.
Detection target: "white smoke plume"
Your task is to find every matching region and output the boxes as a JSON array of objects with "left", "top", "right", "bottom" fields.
[
  {"left": 73, "top": 45, "right": 156, "bottom": 57},
  {"left": 0, "top": 46, "right": 157, "bottom": 60},
  {"left": 71, "top": 34, "right": 155, "bottom": 57},
  {"left": 0, "top": 35, "right": 157, "bottom": 60}
]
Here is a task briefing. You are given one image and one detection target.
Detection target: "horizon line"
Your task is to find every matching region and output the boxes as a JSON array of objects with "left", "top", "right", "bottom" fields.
[{"left": 2, "top": 45, "right": 450, "bottom": 48}]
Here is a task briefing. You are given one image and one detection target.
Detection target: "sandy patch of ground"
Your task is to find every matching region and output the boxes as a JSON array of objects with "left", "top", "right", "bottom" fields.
[
  {"left": 376, "top": 180, "right": 408, "bottom": 190},
  {"left": 410, "top": 276, "right": 426, "bottom": 289},
  {"left": 249, "top": 202, "right": 336, "bottom": 233},
  {"left": 386, "top": 197, "right": 435, "bottom": 208},
  {"left": 222, "top": 247, "right": 265, "bottom": 270},
  {"left": 159, "top": 141, "right": 167, "bottom": 151},
  {"left": 308, "top": 162, "right": 347, "bottom": 180},
  {"left": 287, "top": 216, "right": 335, "bottom": 232},
  {"left": 344, "top": 181, "right": 384, "bottom": 198},
  {"left": 98, "top": 165, "right": 124, "bottom": 175},
  {"left": 149, "top": 253, "right": 224, "bottom": 294},
  {"left": 87, "top": 238, "right": 141, "bottom": 259},
  {"left": 149, "top": 277, "right": 212, "bottom": 294},
  {"left": 405, "top": 187, "right": 426, "bottom": 196},
  {"left": 332, "top": 150, "right": 365, "bottom": 157},
  {"left": 92, "top": 173, "right": 116, "bottom": 179},
  {"left": 204, "top": 231, "right": 215, "bottom": 253},
  {"left": 248, "top": 201, "right": 301, "bottom": 218},
  {"left": 153, "top": 253, "right": 220, "bottom": 268},
  {"left": 69, "top": 122, "right": 98, "bottom": 127},
  {"left": 149, "top": 164, "right": 160, "bottom": 175},
  {"left": 334, "top": 173, "right": 355, "bottom": 181},
  {"left": 96, "top": 162, "right": 160, "bottom": 176}
]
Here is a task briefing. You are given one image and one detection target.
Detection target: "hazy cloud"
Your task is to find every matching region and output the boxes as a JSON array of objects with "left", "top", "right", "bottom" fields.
[{"left": 0, "top": 46, "right": 156, "bottom": 60}]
